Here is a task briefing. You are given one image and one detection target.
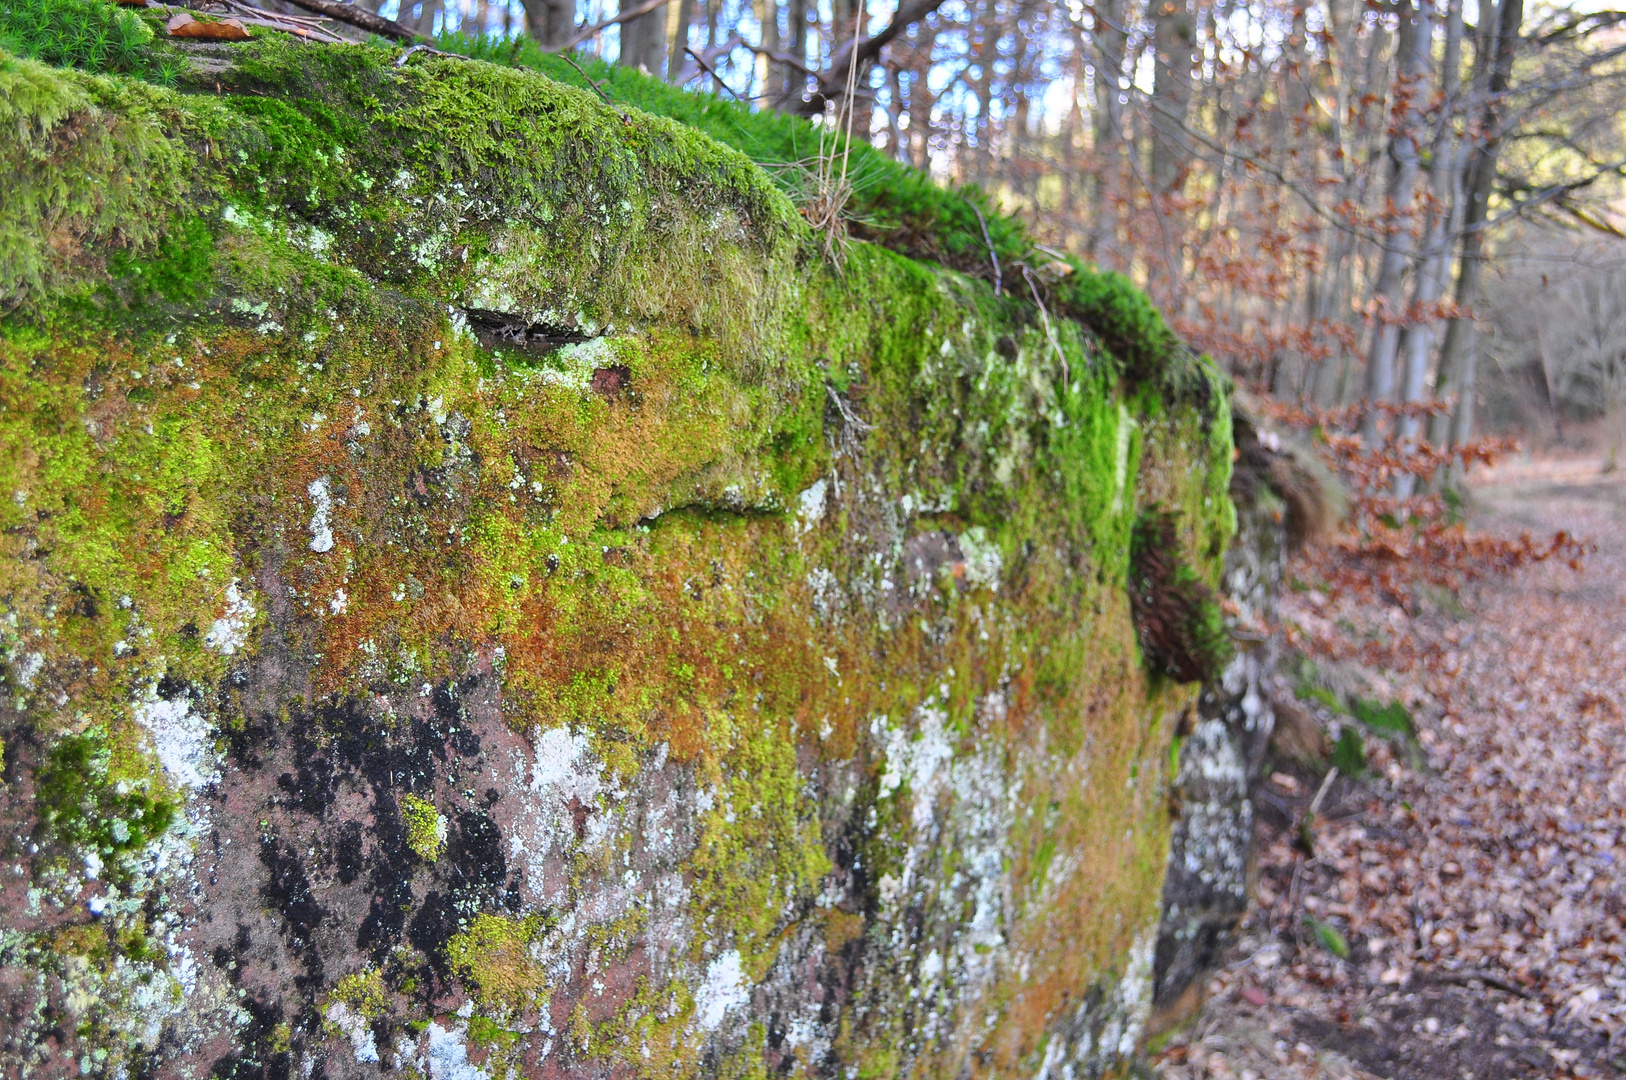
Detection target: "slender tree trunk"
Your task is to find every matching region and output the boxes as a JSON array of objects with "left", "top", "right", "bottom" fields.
[
  {"left": 755, "top": 0, "right": 782, "bottom": 100},
  {"left": 786, "top": 0, "right": 809, "bottom": 104},
  {"left": 908, "top": 46, "right": 932, "bottom": 168},
  {"left": 413, "top": 0, "right": 441, "bottom": 35},
  {"left": 973, "top": 0, "right": 997, "bottom": 182},
  {"left": 1149, "top": 0, "right": 1196, "bottom": 194},
  {"left": 1434, "top": 0, "right": 1524, "bottom": 448},
  {"left": 1389, "top": 0, "right": 1464, "bottom": 494},
  {"left": 1360, "top": 0, "right": 1433, "bottom": 442},
  {"left": 521, "top": 0, "right": 574, "bottom": 45},
  {"left": 619, "top": 0, "right": 668, "bottom": 73},
  {"left": 668, "top": 0, "right": 696, "bottom": 78},
  {"left": 885, "top": 61, "right": 907, "bottom": 159},
  {"left": 1087, "top": 0, "right": 1129, "bottom": 265}
]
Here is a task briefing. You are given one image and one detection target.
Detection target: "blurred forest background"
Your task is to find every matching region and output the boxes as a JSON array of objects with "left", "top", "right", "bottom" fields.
[{"left": 342, "top": 0, "right": 1626, "bottom": 460}]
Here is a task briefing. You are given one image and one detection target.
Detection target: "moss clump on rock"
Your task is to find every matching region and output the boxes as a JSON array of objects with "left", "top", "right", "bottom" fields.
[
  {"left": 399, "top": 793, "right": 446, "bottom": 862},
  {"left": 445, "top": 913, "right": 552, "bottom": 1017}
]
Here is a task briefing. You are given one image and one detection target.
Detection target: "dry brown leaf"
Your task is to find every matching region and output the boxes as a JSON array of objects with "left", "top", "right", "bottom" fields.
[{"left": 167, "top": 13, "right": 253, "bottom": 39}]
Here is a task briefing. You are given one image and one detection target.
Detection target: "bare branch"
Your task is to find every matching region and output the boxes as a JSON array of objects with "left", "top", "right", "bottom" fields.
[
  {"left": 795, "top": 0, "right": 951, "bottom": 114},
  {"left": 547, "top": 0, "right": 671, "bottom": 54},
  {"left": 275, "top": 0, "right": 419, "bottom": 42}
]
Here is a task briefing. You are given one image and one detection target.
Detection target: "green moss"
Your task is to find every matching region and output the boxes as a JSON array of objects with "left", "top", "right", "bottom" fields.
[
  {"left": 1353, "top": 697, "right": 1413, "bottom": 737},
  {"left": 444, "top": 913, "right": 552, "bottom": 1016},
  {"left": 1053, "top": 259, "right": 1179, "bottom": 384},
  {"left": 1331, "top": 726, "right": 1367, "bottom": 776},
  {"left": 0, "top": 0, "right": 175, "bottom": 84},
  {"left": 328, "top": 966, "right": 389, "bottom": 1020},
  {"left": 1128, "top": 509, "right": 1234, "bottom": 684},
  {"left": 399, "top": 793, "right": 445, "bottom": 862},
  {"left": 35, "top": 726, "right": 176, "bottom": 883},
  {"left": 0, "top": 52, "right": 195, "bottom": 304},
  {"left": 0, "top": 37, "right": 1241, "bottom": 1077}
]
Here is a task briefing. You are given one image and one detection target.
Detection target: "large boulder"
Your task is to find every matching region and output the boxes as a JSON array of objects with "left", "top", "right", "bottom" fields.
[{"left": 0, "top": 40, "right": 1235, "bottom": 1079}]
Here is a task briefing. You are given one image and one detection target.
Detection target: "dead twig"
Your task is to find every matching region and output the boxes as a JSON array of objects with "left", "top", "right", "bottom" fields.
[
  {"left": 825, "top": 381, "right": 873, "bottom": 432},
  {"left": 797, "top": 0, "right": 951, "bottom": 115},
  {"left": 1022, "top": 265, "right": 1069, "bottom": 389},
  {"left": 556, "top": 52, "right": 629, "bottom": 121},
  {"left": 680, "top": 35, "right": 746, "bottom": 98},
  {"left": 275, "top": 0, "right": 420, "bottom": 42},
  {"left": 970, "top": 201, "right": 1002, "bottom": 294},
  {"left": 1425, "top": 967, "right": 1537, "bottom": 999}
]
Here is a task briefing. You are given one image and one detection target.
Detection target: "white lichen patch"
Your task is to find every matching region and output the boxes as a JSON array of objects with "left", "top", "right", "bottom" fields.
[
  {"left": 522, "top": 337, "right": 620, "bottom": 392},
  {"left": 424, "top": 1021, "right": 493, "bottom": 1080},
  {"left": 203, "top": 578, "right": 255, "bottom": 655},
  {"left": 307, "top": 476, "right": 335, "bottom": 553},
  {"left": 134, "top": 683, "right": 219, "bottom": 791},
  {"left": 694, "top": 949, "right": 749, "bottom": 1031},
  {"left": 957, "top": 527, "right": 1003, "bottom": 592},
  {"left": 326, "top": 1001, "right": 380, "bottom": 1064},
  {"left": 1110, "top": 404, "right": 1137, "bottom": 517},
  {"left": 796, "top": 478, "right": 828, "bottom": 532},
  {"left": 1110, "top": 929, "right": 1157, "bottom": 1057},
  {"left": 875, "top": 705, "right": 956, "bottom": 831}
]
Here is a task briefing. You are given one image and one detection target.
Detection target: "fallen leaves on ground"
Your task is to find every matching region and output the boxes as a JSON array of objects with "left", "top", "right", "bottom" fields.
[{"left": 1154, "top": 462, "right": 1626, "bottom": 1079}]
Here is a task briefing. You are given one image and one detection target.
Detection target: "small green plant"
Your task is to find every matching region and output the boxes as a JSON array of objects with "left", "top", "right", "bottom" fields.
[
  {"left": 1331, "top": 726, "right": 1366, "bottom": 776},
  {"left": 328, "top": 967, "right": 389, "bottom": 1020},
  {"left": 36, "top": 729, "right": 176, "bottom": 884},
  {"left": 1295, "top": 682, "right": 1342, "bottom": 712},
  {"left": 445, "top": 913, "right": 552, "bottom": 1016},
  {"left": 0, "top": 0, "right": 165, "bottom": 81},
  {"left": 1304, "top": 916, "right": 1350, "bottom": 960},
  {"left": 399, "top": 793, "right": 445, "bottom": 862},
  {"left": 466, "top": 1013, "right": 520, "bottom": 1049},
  {"left": 1353, "top": 697, "right": 1413, "bottom": 737}
]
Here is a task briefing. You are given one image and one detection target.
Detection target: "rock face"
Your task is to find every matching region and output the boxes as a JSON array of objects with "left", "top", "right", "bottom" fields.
[
  {"left": 0, "top": 41, "right": 1238, "bottom": 1080},
  {"left": 1151, "top": 436, "right": 1285, "bottom": 1024}
]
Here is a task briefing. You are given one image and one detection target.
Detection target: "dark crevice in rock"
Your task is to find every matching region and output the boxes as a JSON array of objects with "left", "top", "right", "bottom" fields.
[{"left": 462, "top": 307, "right": 600, "bottom": 353}]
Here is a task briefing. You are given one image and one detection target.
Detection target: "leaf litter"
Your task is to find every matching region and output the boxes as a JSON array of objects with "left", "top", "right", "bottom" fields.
[{"left": 1153, "top": 461, "right": 1626, "bottom": 1080}]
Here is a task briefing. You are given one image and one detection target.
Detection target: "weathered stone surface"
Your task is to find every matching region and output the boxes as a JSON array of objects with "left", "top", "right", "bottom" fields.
[
  {"left": 1150, "top": 415, "right": 1290, "bottom": 1028},
  {"left": 0, "top": 41, "right": 1239, "bottom": 1079}
]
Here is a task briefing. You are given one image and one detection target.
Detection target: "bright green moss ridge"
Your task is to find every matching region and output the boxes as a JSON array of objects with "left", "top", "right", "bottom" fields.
[{"left": 0, "top": 35, "right": 1234, "bottom": 1078}]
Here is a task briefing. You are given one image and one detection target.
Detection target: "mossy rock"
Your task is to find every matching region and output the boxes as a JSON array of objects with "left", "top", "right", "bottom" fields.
[{"left": 0, "top": 34, "right": 1235, "bottom": 1080}]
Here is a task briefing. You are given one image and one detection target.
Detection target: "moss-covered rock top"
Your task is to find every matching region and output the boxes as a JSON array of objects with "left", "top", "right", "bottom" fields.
[{"left": 0, "top": 34, "right": 1234, "bottom": 1080}]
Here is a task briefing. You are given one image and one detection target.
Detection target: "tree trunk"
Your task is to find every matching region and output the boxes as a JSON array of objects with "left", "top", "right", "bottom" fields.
[
  {"left": 1087, "top": 0, "right": 1129, "bottom": 265},
  {"left": 1433, "top": 0, "right": 1524, "bottom": 448},
  {"left": 1392, "top": 0, "right": 1464, "bottom": 493},
  {"left": 1149, "top": 0, "right": 1195, "bottom": 194},
  {"left": 973, "top": 0, "right": 997, "bottom": 182},
  {"left": 756, "top": 0, "right": 782, "bottom": 100},
  {"left": 668, "top": 0, "right": 694, "bottom": 81},
  {"left": 1360, "top": 0, "right": 1433, "bottom": 443},
  {"left": 520, "top": 0, "right": 574, "bottom": 46},
  {"left": 785, "top": 0, "right": 809, "bottom": 105},
  {"left": 619, "top": 0, "right": 669, "bottom": 74}
]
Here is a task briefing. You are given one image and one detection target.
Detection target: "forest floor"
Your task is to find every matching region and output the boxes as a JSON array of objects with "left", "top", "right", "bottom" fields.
[{"left": 1149, "top": 455, "right": 1626, "bottom": 1080}]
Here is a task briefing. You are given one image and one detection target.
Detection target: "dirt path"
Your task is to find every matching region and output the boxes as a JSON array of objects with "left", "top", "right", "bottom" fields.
[{"left": 1151, "top": 459, "right": 1626, "bottom": 1080}]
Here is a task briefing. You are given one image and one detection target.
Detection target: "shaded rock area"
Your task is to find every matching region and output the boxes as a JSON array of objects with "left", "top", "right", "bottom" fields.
[
  {"left": 0, "top": 36, "right": 1268, "bottom": 1080},
  {"left": 1151, "top": 414, "right": 1289, "bottom": 1027}
]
